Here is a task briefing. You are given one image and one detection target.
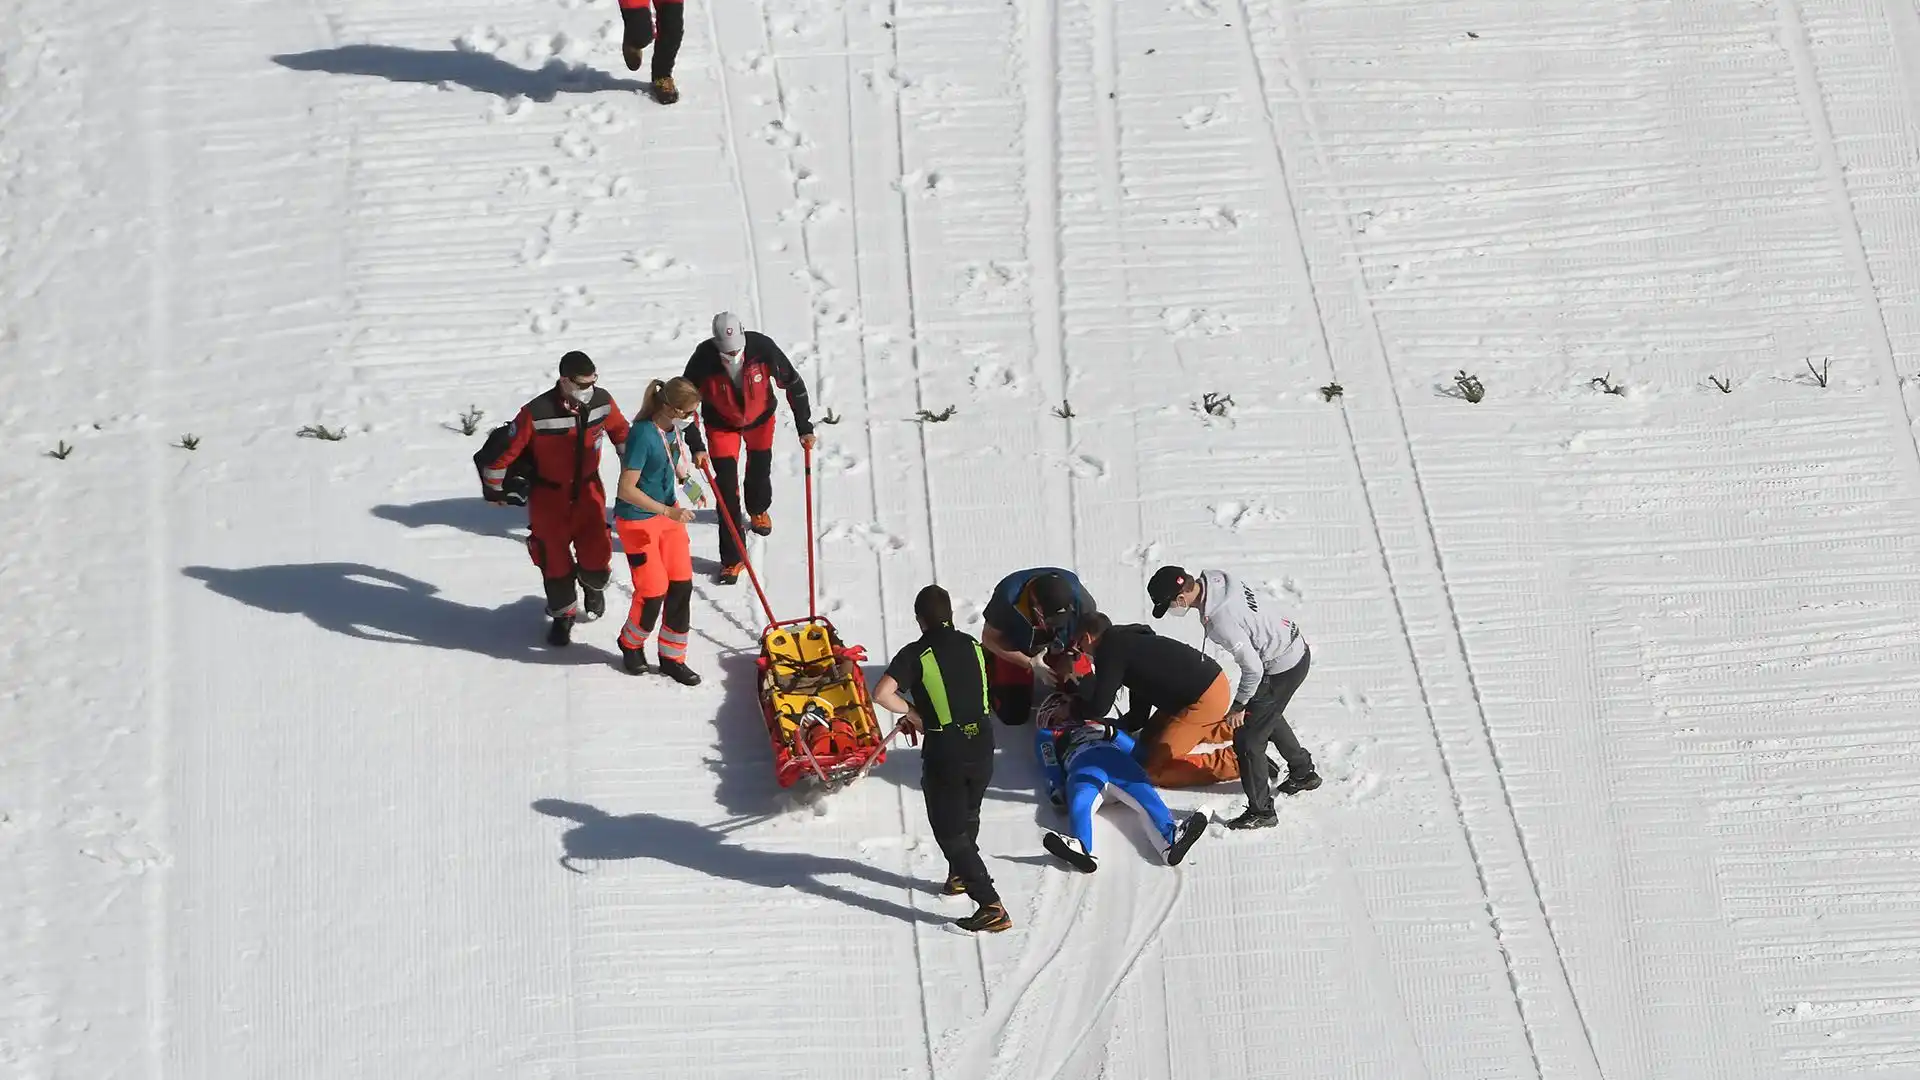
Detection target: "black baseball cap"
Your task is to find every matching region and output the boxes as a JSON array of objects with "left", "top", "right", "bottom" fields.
[
  {"left": 1147, "top": 565, "right": 1192, "bottom": 618},
  {"left": 1030, "top": 572, "right": 1075, "bottom": 627}
]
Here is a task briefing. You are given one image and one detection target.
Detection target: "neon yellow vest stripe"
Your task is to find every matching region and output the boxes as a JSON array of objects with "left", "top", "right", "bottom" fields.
[{"left": 918, "top": 639, "right": 989, "bottom": 735}]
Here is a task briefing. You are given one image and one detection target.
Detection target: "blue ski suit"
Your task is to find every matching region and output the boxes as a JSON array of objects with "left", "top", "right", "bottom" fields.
[{"left": 1035, "top": 722, "right": 1179, "bottom": 856}]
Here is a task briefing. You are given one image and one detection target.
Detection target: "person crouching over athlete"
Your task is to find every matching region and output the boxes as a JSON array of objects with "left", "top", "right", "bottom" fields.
[
  {"left": 480, "top": 350, "right": 630, "bottom": 647},
  {"left": 978, "top": 567, "right": 1099, "bottom": 726},
  {"left": 1064, "top": 613, "right": 1240, "bottom": 787},
  {"left": 872, "top": 585, "right": 1011, "bottom": 934},
  {"left": 611, "top": 377, "right": 703, "bottom": 684},
  {"left": 1033, "top": 697, "right": 1208, "bottom": 873}
]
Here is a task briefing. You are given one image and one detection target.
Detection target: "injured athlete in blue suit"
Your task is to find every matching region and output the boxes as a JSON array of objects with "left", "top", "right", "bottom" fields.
[{"left": 1034, "top": 694, "right": 1209, "bottom": 872}]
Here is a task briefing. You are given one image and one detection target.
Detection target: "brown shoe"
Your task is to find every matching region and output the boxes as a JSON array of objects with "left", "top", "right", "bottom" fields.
[
  {"left": 749, "top": 512, "right": 772, "bottom": 536},
  {"left": 955, "top": 903, "right": 1011, "bottom": 933},
  {"left": 622, "top": 43, "right": 645, "bottom": 72},
  {"left": 652, "top": 76, "right": 679, "bottom": 104}
]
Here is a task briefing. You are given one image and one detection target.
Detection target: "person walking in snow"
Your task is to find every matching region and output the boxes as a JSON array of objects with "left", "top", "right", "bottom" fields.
[
  {"left": 1148, "top": 566, "right": 1321, "bottom": 828},
  {"left": 681, "top": 312, "right": 816, "bottom": 584},
  {"left": 611, "top": 377, "right": 705, "bottom": 684},
  {"left": 1032, "top": 698, "right": 1208, "bottom": 873},
  {"left": 978, "top": 567, "right": 1099, "bottom": 726},
  {"left": 871, "top": 585, "right": 1012, "bottom": 934},
  {"left": 479, "top": 350, "right": 630, "bottom": 647},
  {"left": 618, "top": 0, "right": 686, "bottom": 104},
  {"left": 1062, "top": 613, "right": 1240, "bottom": 787}
]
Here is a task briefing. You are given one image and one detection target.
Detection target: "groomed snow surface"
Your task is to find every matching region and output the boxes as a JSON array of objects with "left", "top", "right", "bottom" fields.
[{"left": 8, "top": 0, "right": 1920, "bottom": 1075}]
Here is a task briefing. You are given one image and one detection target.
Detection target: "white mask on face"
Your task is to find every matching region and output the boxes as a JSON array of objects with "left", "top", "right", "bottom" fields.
[
  {"left": 569, "top": 385, "right": 594, "bottom": 405},
  {"left": 671, "top": 414, "right": 694, "bottom": 431},
  {"left": 1171, "top": 602, "right": 1196, "bottom": 618}
]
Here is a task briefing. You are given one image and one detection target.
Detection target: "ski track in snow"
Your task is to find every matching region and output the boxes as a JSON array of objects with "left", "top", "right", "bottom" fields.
[{"left": 9, "top": 0, "right": 1920, "bottom": 1074}]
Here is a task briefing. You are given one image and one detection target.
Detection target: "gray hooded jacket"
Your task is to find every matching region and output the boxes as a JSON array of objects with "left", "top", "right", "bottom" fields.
[{"left": 1193, "top": 569, "right": 1307, "bottom": 708}]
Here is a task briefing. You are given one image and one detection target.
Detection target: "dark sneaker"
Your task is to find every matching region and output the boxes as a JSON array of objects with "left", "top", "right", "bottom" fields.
[
  {"left": 1224, "top": 807, "right": 1279, "bottom": 830},
  {"left": 1278, "top": 771, "right": 1322, "bottom": 796},
  {"left": 659, "top": 658, "right": 702, "bottom": 686},
  {"left": 940, "top": 874, "right": 968, "bottom": 897},
  {"left": 546, "top": 615, "right": 574, "bottom": 647},
  {"left": 955, "top": 903, "right": 1011, "bottom": 933},
  {"left": 1165, "top": 811, "right": 1208, "bottom": 865},
  {"left": 582, "top": 587, "right": 606, "bottom": 621},
  {"left": 620, "top": 646, "right": 649, "bottom": 676}
]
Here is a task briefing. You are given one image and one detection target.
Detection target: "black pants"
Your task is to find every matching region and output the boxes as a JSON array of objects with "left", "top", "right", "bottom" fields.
[
  {"left": 622, "top": 2, "right": 686, "bottom": 80},
  {"left": 923, "top": 749, "right": 998, "bottom": 905},
  {"left": 712, "top": 448, "right": 772, "bottom": 567},
  {"left": 1232, "top": 645, "right": 1313, "bottom": 813}
]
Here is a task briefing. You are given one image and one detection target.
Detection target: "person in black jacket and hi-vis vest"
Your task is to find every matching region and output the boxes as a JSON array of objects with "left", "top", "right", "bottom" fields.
[{"left": 872, "top": 585, "right": 1011, "bottom": 934}]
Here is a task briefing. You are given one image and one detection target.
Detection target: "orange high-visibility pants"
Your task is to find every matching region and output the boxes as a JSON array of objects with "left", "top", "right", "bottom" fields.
[
  {"left": 614, "top": 515, "right": 692, "bottom": 660},
  {"left": 1140, "top": 673, "right": 1240, "bottom": 787}
]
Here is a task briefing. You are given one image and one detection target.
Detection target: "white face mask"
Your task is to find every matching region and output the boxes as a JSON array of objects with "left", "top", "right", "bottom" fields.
[
  {"left": 670, "top": 414, "right": 694, "bottom": 431},
  {"left": 569, "top": 385, "right": 594, "bottom": 405},
  {"left": 1170, "top": 602, "right": 1196, "bottom": 618}
]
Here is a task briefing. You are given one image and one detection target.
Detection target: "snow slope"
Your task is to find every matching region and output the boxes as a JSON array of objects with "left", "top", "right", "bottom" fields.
[{"left": 7, "top": 0, "right": 1920, "bottom": 1074}]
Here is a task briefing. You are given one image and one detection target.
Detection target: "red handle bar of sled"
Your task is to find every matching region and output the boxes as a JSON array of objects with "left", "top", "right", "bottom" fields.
[{"left": 696, "top": 435, "right": 821, "bottom": 631}]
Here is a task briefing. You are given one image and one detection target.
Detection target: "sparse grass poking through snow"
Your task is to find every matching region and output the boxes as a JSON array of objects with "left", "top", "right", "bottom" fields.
[
  {"left": 1197, "top": 392, "right": 1234, "bottom": 417},
  {"left": 915, "top": 405, "right": 957, "bottom": 423},
  {"left": 1453, "top": 371, "right": 1485, "bottom": 403},
  {"left": 47, "top": 440, "right": 73, "bottom": 460},
  {"left": 1590, "top": 372, "right": 1626, "bottom": 396},
  {"left": 454, "top": 405, "right": 486, "bottom": 436},
  {"left": 1052, "top": 400, "right": 1075, "bottom": 419},
  {"left": 175, "top": 434, "right": 200, "bottom": 451},
  {"left": 1320, "top": 382, "right": 1343, "bottom": 402},
  {"left": 1805, "top": 357, "right": 1830, "bottom": 388},
  {"left": 819, "top": 408, "right": 842, "bottom": 425},
  {"left": 298, "top": 424, "right": 348, "bottom": 441},
  {"left": 1709, "top": 375, "right": 1734, "bottom": 394}
]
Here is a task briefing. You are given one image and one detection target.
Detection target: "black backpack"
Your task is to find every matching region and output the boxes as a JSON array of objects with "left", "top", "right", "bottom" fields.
[{"left": 473, "top": 423, "right": 536, "bottom": 506}]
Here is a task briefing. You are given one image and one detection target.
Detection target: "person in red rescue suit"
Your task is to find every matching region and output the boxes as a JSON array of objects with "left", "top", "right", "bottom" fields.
[
  {"left": 682, "top": 312, "right": 817, "bottom": 584},
  {"left": 618, "top": 0, "right": 685, "bottom": 104},
  {"left": 481, "top": 350, "right": 631, "bottom": 647}
]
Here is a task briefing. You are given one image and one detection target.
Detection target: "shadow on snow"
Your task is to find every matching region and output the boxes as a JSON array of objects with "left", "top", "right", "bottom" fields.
[
  {"left": 181, "top": 562, "right": 610, "bottom": 666},
  {"left": 531, "top": 799, "right": 944, "bottom": 925},
  {"left": 270, "top": 45, "right": 649, "bottom": 101}
]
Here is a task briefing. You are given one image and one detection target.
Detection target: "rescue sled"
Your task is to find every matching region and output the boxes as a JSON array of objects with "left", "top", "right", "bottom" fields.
[
  {"left": 697, "top": 441, "right": 907, "bottom": 791},
  {"left": 757, "top": 616, "right": 892, "bottom": 787}
]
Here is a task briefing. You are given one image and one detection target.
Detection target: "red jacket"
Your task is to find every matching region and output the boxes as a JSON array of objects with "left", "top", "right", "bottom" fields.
[
  {"left": 681, "top": 330, "right": 813, "bottom": 454},
  {"left": 481, "top": 383, "right": 631, "bottom": 502}
]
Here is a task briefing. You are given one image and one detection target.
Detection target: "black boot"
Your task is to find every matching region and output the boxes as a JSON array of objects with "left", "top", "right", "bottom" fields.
[
  {"left": 1224, "top": 807, "right": 1278, "bottom": 830},
  {"left": 546, "top": 614, "right": 574, "bottom": 647},
  {"left": 1278, "top": 771, "right": 1322, "bottom": 796},
  {"left": 620, "top": 645, "right": 649, "bottom": 676},
  {"left": 582, "top": 586, "right": 606, "bottom": 622},
  {"left": 658, "top": 658, "right": 702, "bottom": 686},
  {"left": 954, "top": 903, "right": 1011, "bottom": 933}
]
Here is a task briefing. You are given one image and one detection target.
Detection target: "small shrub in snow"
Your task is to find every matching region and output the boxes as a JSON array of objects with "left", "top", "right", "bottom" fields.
[
  {"left": 1453, "top": 371, "right": 1485, "bottom": 403},
  {"left": 819, "top": 408, "right": 842, "bottom": 425},
  {"left": 1590, "top": 372, "right": 1625, "bottom": 396},
  {"left": 915, "top": 405, "right": 957, "bottom": 423},
  {"left": 298, "top": 424, "right": 348, "bottom": 441},
  {"left": 175, "top": 434, "right": 201, "bottom": 450},
  {"left": 47, "top": 440, "right": 73, "bottom": 460},
  {"left": 1709, "top": 375, "right": 1733, "bottom": 394},
  {"left": 1052, "top": 400, "right": 1076, "bottom": 419},
  {"left": 1198, "top": 392, "right": 1234, "bottom": 417},
  {"left": 1805, "top": 358, "right": 1830, "bottom": 388},
  {"left": 456, "top": 405, "right": 485, "bottom": 436},
  {"left": 1320, "top": 382, "right": 1343, "bottom": 402}
]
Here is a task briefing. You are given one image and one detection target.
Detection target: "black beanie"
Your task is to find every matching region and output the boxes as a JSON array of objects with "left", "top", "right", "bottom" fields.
[{"left": 559, "top": 351, "right": 596, "bottom": 378}]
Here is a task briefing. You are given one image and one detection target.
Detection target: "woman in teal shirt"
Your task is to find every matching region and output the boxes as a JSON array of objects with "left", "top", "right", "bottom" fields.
[{"left": 612, "top": 377, "right": 704, "bottom": 683}]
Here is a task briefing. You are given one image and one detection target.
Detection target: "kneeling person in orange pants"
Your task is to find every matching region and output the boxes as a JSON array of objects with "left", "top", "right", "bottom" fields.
[
  {"left": 1064, "top": 613, "right": 1239, "bottom": 787},
  {"left": 612, "top": 377, "right": 704, "bottom": 684}
]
